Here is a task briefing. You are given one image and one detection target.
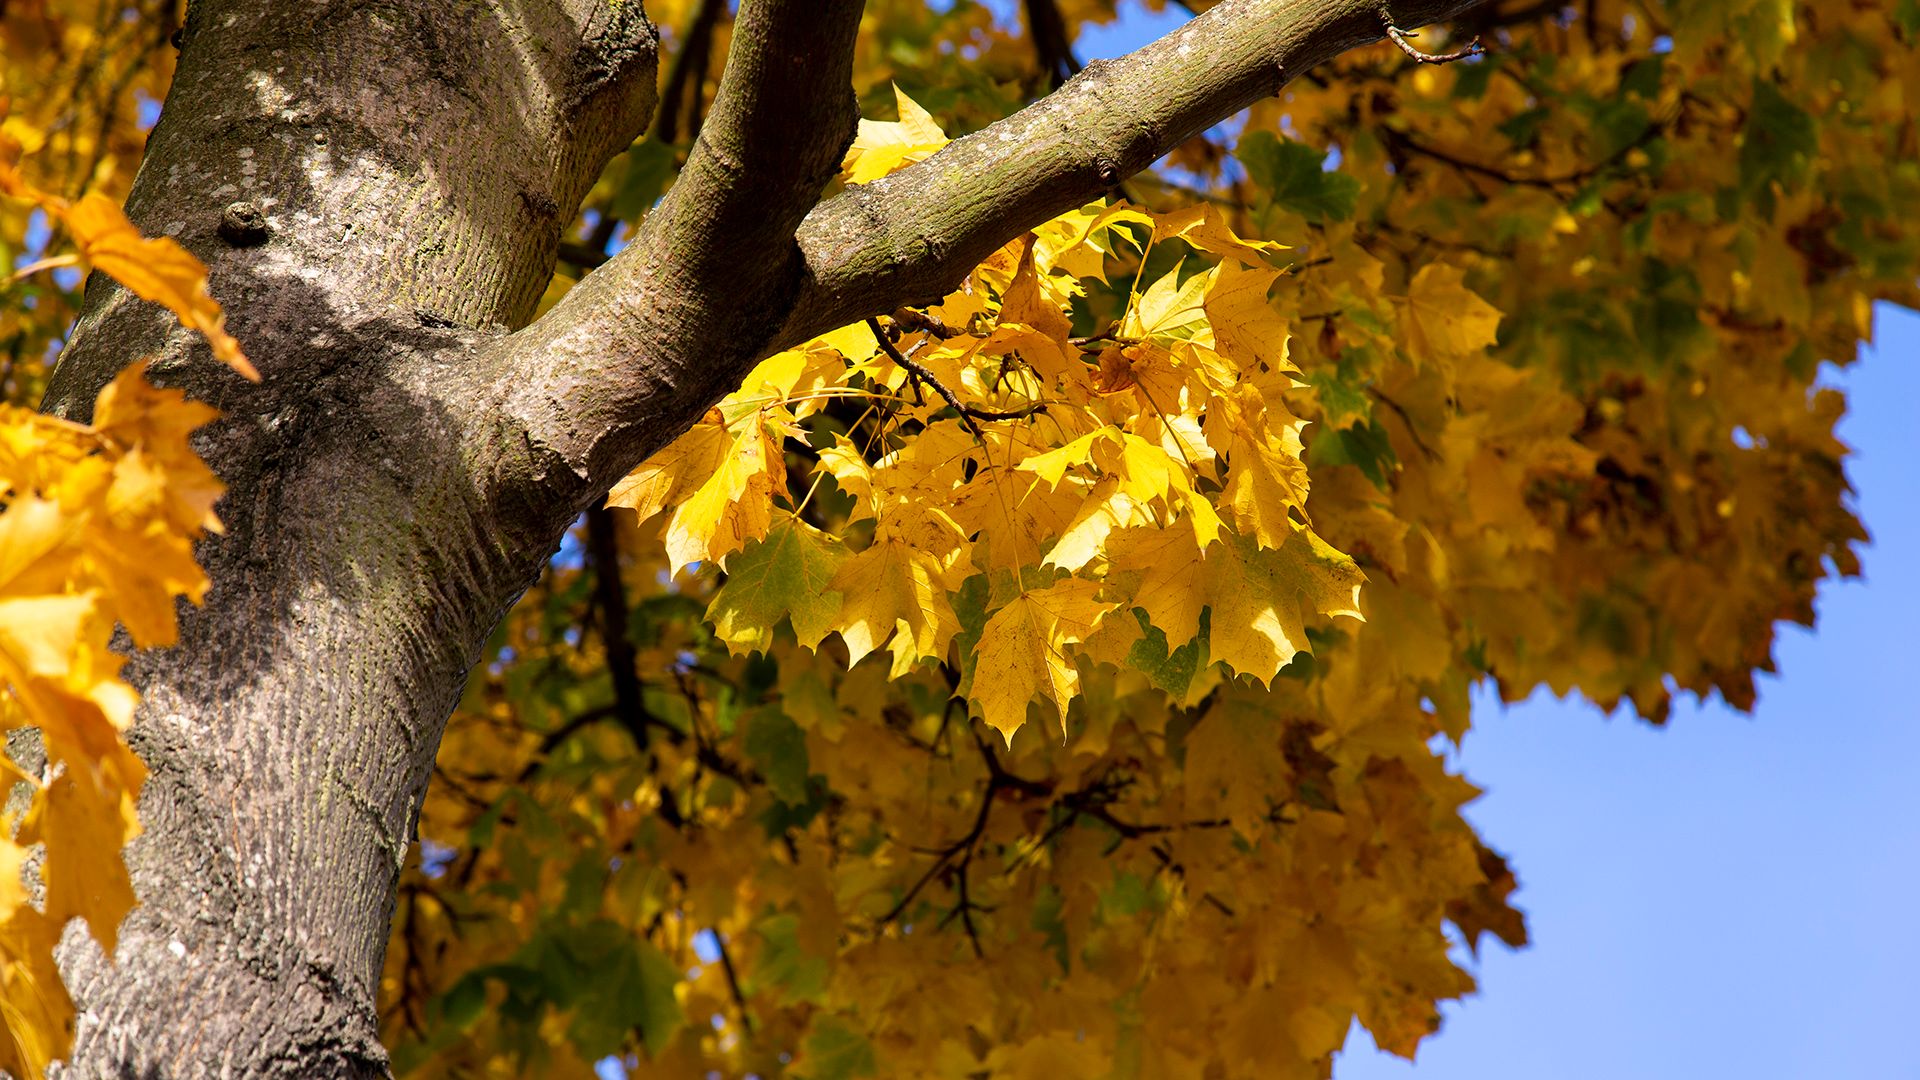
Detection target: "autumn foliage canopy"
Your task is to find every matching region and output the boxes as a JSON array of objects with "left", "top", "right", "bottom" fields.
[{"left": 2, "top": 0, "right": 1917, "bottom": 1077}]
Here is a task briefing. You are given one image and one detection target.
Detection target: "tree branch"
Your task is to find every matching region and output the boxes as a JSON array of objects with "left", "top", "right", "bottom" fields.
[
  {"left": 489, "top": 0, "right": 864, "bottom": 516},
  {"left": 868, "top": 316, "right": 1049, "bottom": 435},
  {"left": 487, "top": 0, "right": 1493, "bottom": 529},
  {"left": 780, "top": 0, "right": 1494, "bottom": 342},
  {"left": 623, "top": 0, "right": 866, "bottom": 311}
]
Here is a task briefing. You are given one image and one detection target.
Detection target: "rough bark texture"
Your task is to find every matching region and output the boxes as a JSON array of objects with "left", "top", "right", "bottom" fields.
[
  {"left": 39, "top": 1, "right": 659, "bottom": 1074},
  {"left": 34, "top": 0, "right": 1488, "bottom": 1074}
]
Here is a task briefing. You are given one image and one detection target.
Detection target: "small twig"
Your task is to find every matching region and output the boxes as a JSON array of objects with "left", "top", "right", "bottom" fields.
[
  {"left": 1367, "top": 386, "right": 1440, "bottom": 462},
  {"left": 1383, "top": 20, "right": 1483, "bottom": 64},
  {"left": 877, "top": 772, "right": 998, "bottom": 926},
  {"left": 970, "top": 725, "right": 1052, "bottom": 799},
  {"left": 888, "top": 306, "right": 966, "bottom": 339},
  {"left": 1146, "top": 842, "right": 1236, "bottom": 917},
  {"left": 965, "top": 401, "right": 1049, "bottom": 423},
  {"left": 940, "top": 860, "right": 991, "bottom": 958},
  {"left": 866, "top": 316, "right": 1048, "bottom": 436},
  {"left": 870, "top": 316, "right": 973, "bottom": 431}
]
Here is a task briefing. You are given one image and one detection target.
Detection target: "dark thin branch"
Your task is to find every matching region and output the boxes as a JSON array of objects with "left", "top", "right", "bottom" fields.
[
  {"left": 558, "top": 214, "right": 620, "bottom": 270},
  {"left": 1382, "top": 111, "right": 1664, "bottom": 194},
  {"left": 867, "top": 316, "right": 1049, "bottom": 436},
  {"left": 1023, "top": 0, "right": 1083, "bottom": 90},
  {"left": 874, "top": 723, "right": 1049, "bottom": 938},
  {"left": 556, "top": 240, "right": 610, "bottom": 269},
  {"left": 1146, "top": 842, "right": 1236, "bottom": 917},
  {"left": 888, "top": 306, "right": 967, "bottom": 339},
  {"left": 520, "top": 705, "right": 615, "bottom": 777},
  {"left": 938, "top": 853, "right": 992, "bottom": 958},
  {"left": 877, "top": 772, "right": 998, "bottom": 927},
  {"left": 969, "top": 725, "right": 1052, "bottom": 798},
  {"left": 711, "top": 933, "right": 756, "bottom": 1037},
  {"left": 655, "top": 0, "right": 728, "bottom": 145},
  {"left": 583, "top": 501, "right": 654, "bottom": 747}
]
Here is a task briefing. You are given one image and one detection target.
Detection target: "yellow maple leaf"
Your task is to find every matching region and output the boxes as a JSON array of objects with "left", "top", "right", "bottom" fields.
[
  {"left": 970, "top": 579, "right": 1115, "bottom": 742},
  {"left": 841, "top": 85, "right": 949, "bottom": 184},
  {"left": 997, "top": 236, "right": 1074, "bottom": 344},
  {"left": 1203, "top": 383, "right": 1311, "bottom": 548},
  {"left": 823, "top": 423, "right": 974, "bottom": 556},
  {"left": 17, "top": 770, "right": 140, "bottom": 955},
  {"left": 89, "top": 361, "right": 226, "bottom": 533},
  {"left": 1034, "top": 200, "right": 1151, "bottom": 282},
  {"left": 1122, "top": 259, "right": 1210, "bottom": 341},
  {"left": 1105, "top": 524, "right": 1208, "bottom": 648},
  {"left": 975, "top": 323, "right": 1087, "bottom": 401},
  {"left": 0, "top": 497, "right": 76, "bottom": 599},
  {"left": 608, "top": 411, "right": 731, "bottom": 524},
  {"left": 1095, "top": 431, "right": 1192, "bottom": 507},
  {"left": 948, "top": 462, "right": 1083, "bottom": 572},
  {"left": 1397, "top": 263, "right": 1502, "bottom": 369},
  {"left": 664, "top": 416, "right": 780, "bottom": 573},
  {"left": 0, "top": 907, "right": 75, "bottom": 1080},
  {"left": 1204, "top": 259, "right": 1293, "bottom": 373},
  {"left": 827, "top": 539, "right": 959, "bottom": 678},
  {"left": 1152, "top": 202, "right": 1289, "bottom": 265},
  {"left": 1107, "top": 519, "right": 1367, "bottom": 685},
  {"left": 1015, "top": 430, "right": 1104, "bottom": 490},
  {"left": 0, "top": 594, "right": 93, "bottom": 683},
  {"left": 1204, "top": 529, "right": 1364, "bottom": 684},
  {"left": 1043, "top": 477, "right": 1151, "bottom": 572}
]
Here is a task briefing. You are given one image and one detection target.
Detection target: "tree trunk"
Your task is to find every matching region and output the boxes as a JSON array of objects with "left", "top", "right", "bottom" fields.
[
  {"left": 31, "top": 0, "right": 1488, "bottom": 1073},
  {"left": 38, "top": 2, "right": 657, "bottom": 1073}
]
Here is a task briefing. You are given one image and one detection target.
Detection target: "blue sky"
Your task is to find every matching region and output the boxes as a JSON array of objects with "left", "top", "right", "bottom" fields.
[
  {"left": 1075, "top": 6, "right": 1920, "bottom": 1077},
  {"left": 1335, "top": 305, "right": 1920, "bottom": 1079}
]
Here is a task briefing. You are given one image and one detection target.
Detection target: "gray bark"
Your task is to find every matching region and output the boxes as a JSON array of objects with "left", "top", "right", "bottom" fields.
[{"left": 34, "top": 0, "right": 1487, "bottom": 1074}]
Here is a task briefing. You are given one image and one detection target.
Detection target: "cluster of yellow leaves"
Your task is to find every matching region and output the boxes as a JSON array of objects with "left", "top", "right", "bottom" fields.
[
  {"left": 0, "top": 364, "right": 223, "bottom": 1077},
  {"left": 618, "top": 99, "right": 1390, "bottom": 747},
  {"left": 580, "top": 92, "right": 1516, "bottom": 1074}
]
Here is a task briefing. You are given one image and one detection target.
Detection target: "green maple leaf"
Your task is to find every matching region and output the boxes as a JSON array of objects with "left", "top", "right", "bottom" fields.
[{"left": 707, "top": 514, "right": 846, "bottom": 654}]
